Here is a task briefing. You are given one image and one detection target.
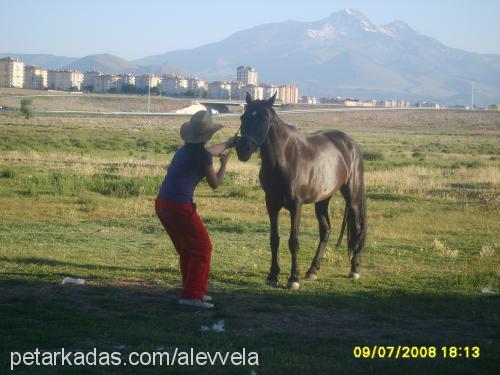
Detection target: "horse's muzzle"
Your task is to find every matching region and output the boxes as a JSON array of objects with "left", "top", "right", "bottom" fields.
[{"left": 236, "top": 139, "right": 254, "bottom": 162}]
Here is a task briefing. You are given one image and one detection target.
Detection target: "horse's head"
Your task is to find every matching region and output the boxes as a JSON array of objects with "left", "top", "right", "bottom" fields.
[{"left": 236, "top": 92, "right": 277, "bottom": 162}]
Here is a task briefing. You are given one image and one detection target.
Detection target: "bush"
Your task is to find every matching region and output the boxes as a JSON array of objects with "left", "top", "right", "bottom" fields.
[
  {"left": 451, "top": 160, "right": 483, "bottom": 169},
  {"left": 50, "top": 172, "right": 65, "bottom": 195},
  {"left": 362, "top": 151, "right": 385, "bottom": 161},
  {"left": 0, "top": 168, "right": 15, "bottom": 178},
  {"left": 20, "top": 98, "right": 33, "bottom": 119},
  {"left": 412, "top": 150, "right": 425, "bottom": 159},
  {"left": 77, "top": 195, "right": 97, "bottom": 213}
]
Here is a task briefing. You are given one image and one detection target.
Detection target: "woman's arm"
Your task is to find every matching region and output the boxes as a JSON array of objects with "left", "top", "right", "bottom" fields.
[
  {"left": 205, "top": 152, "right": 231, "bottom": 189},
  {"left": 206, "top": 136, "right": 239, "bottom": 156}
]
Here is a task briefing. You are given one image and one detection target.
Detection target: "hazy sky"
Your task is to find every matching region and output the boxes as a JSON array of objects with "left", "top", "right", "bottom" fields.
[{"left": 2, "top": 0, "right": 500, "bottom": 60}]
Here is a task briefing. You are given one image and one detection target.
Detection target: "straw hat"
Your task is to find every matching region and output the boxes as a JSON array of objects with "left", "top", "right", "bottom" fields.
[{"left": 180, "top": 110, "right": 224, "bottom": 143}]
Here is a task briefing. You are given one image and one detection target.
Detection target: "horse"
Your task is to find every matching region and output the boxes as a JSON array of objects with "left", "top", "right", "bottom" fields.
[{"left": 235, "top": 92, "right": 367, "bottom": 289}]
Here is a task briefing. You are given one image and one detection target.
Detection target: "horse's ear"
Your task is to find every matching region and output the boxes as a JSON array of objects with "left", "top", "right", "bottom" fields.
[
  {"left": 245, "top": 92, "right": 253, "bottom": 104},
  {"left": 267, "top": 92, "right": 277, "bottom": 106}
]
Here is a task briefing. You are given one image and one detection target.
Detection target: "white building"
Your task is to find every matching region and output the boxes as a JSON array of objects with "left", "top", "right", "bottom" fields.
[
  {"left": 299, "top": 96, "right": 317, "bottom": 104},
  {"left": 113, "top": 74, "right": 135, "bottom": 90},
  {"left": 135, "top": 74, "right": 161, "bottom": 90},
  {"left": 24, "top": 65, "right": 48, "bottom": 90},
  {"left": 240, "top": 84, "right": 263, "bottom": 100},
  {"left": 50, "top": 69, "right": 83, "bottom": 91},
  {"left": 0, "top": 57, "right": 25, "bottom": 88},
  {"left": 237, "top": 66, "right": 257, "bottom": 85},
  {"left": 82, "top": 71, "right": 102, "bottom": 91},
  {"left": 277, "top": 84, "right": 298, "bottom": 103},
  {"left": 207, "top": 81, "right": 231, "bottom": 99},
  {"left": 160, "top": 75, "right": 188, "bottom": 96},
  {"left": 259, "top": 84, "right": 277, "bottom": 100},
  {"left": 187, "top": 77, "right": 207, "bottom": 96},
  {"left": 94, "top": 74, "right": 117, "bottom": 93}
]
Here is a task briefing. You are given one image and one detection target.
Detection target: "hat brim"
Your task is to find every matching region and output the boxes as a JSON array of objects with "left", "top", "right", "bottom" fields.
[{"left": 180, "top": 122, "right": 224, "bottom": 143}]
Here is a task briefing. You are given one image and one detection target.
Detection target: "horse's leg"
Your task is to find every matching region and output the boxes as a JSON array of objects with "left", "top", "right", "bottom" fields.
[
  {"left": 266, "top": 197, "right": 281, "bottom": 286},
  {"left": 287, "top": 201, "right": 302, "bottom": 290},
  {"left": 305, "top": 198, "right": 331, "bottom": 280}
]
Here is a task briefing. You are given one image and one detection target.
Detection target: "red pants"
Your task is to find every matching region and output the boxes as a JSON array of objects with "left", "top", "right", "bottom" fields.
[{"left": 155, "top": 198, "right": 212, "bottom": 299}]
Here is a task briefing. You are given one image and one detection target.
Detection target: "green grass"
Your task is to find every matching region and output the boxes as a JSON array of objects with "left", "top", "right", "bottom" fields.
[{"left": 0, "top": 110, "right": 499, "bottom": 374}]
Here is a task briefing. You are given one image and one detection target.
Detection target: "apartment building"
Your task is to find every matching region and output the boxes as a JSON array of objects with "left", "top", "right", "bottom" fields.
[
  {"left": 135, "top": 74, "right": 161, "bottom": 90},
  {"left": 207, "top": 81, "right": 231, "bottom": 99},
  {"left": 24, "top": 65, "right": 48, "bottom": 89},
  {"left": 187, "top": 77, "right": 208, "bottom": 96},
  {"left": 116, "top": 74, "right": 135, "bottom": 87},
  {"left": 240, "top": 84, "right": 263, "bottom": 100},
  {"left": 160, "top": 75, "right": 188, "bottom": 96},
  {"left": 0, "top": 57, "right": 25, "bottom": 88},
  {"left": 94, "top": 74, "right": 117, "bottom": 93},
  {"left": 48, "top": 69, "right": 83, "bottom": 90},
  {"left": 82, "top": 71, "right": 102, "bottom": 91},
  {"left": 277, "top": 84, "right": 299, "bottom": 103},
  {"left": 236, "top": 66, "right": 257, "bottom": 85},
  {"left": 259, "top": 83, "right": 277, "bottom": 100}
]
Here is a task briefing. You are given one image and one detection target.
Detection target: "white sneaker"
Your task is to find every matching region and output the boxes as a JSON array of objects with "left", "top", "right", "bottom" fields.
[
  {"left": 203, "top": 295, "right": 213, "bottom": 302},
  {"left": 179, "top": 298, "right": 214, "bottom": 309}
]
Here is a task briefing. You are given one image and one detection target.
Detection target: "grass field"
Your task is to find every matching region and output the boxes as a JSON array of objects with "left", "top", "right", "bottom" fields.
[
  {"left": 0, "top": 109, "right": 499, "bottom": 374},
  {"left": 0, "top": 88, "right": 190, "bottom": 113}
]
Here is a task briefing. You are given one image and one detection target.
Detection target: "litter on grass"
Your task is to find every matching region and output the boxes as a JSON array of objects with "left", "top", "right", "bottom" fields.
[
  {"left": 200, "top": 320, "right": 225, "bottom": 333},
  {"left": 481, "top": 287, "right": 498, "bottom": 295},
  {"left": 62, "top": 277, "right": 85, "bottom": 285}
]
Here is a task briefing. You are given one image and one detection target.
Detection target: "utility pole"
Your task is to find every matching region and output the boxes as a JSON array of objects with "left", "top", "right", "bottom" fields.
[
  {"left": 471, "top": 80, "right": 475, "bottom": 110},
  {"left": 147, "top": 73, "right": 151, "bottom": 113}
]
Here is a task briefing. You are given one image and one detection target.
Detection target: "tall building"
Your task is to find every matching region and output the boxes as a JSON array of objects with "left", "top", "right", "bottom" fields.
[
  {"left": 160, "top": 75, "right": 188, "bottom": 96},
  {"left": 94, "top": 74, "right": 117, "bottom": 93},
  {"left": 187, "top": 77, "right": 207, "bottom": 96},
  {"left": 240, "top": 84, "right": 263, "bottom": 100},
  {"left": 135, "top": 74, "right": 161, "bottom": 90},
  {"left": 24, "top": 65, "right": 48, "bottom": 89},
  {"left": 259, "top": 83, "right": 277, "bottom": 100},
  {"left": 207, "top": 81, "right": 231, "bottom": 99},
  {"left": 236, "top": 66, "right": 257, "bottom": 85},
  {"left": 277, "top": 84, "right": 299, "bottom": 103},
  {"left": 48, "top": 70, "right": 83, "bottom": 90},
  {"left": 82, "top": 70, "right": 102, "bottom": 91},
  {"left": 0, "top": 57, "right": 25, "bottom": 88}
]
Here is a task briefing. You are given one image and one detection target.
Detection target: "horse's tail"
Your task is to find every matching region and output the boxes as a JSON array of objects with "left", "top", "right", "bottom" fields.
[{"left": 339, "top": 141, "right": 367, "bottom": 276}]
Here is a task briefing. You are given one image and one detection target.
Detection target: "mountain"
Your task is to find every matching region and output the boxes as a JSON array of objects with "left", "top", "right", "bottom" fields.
[
  {"left": 63, "top": 53, "right": 137, "bottom": 73},
  {"left": 0, "top": 53, "right": 77, "bottom": 69},
  {"left": 136, "top": 9, "right": 500, "bottom": 104}
]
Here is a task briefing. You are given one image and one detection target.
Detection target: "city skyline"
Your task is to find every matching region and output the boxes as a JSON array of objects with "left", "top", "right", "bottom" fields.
[{"left": 2, "top": 0, "right": 500, "bottom": 60}]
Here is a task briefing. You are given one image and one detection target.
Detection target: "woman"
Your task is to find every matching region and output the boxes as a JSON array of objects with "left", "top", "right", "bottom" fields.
[{"left": 155, "top": 110, "right": 236, "bottom": 309}]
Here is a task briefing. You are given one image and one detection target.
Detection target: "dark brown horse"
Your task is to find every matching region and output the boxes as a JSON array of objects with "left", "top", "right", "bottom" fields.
[{"left": 236, "top": 93, "right": 367, "bottom": 289}]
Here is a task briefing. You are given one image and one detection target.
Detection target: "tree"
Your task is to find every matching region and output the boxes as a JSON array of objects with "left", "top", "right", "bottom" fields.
[
  {"left": 20, "top": 98, "right": 33, "bottom": 119},
  {"left": 150, "top": 84, "right": 160, "bottom": 95}
]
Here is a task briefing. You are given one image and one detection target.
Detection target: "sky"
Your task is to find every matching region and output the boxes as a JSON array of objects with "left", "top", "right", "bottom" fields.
[{"left": 2, "top": 0, "right": 500, "bottom": 60}]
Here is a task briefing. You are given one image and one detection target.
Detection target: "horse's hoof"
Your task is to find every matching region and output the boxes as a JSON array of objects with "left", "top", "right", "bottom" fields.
[
  {"left": 266, "top": 279, "right": 279, "bottom": 287},
  {"left": 305, "top": 271, "right": 318, "bottom": 281},
  {"left": 348, "top": 272, "right": 360, "bottom": 280},
  {"left": 287, "top": 281, "right": 300, "bottom": 290}
]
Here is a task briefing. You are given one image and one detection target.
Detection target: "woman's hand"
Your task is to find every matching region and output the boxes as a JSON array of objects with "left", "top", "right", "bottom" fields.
[
  {"left": 219, "top": 150, "right": 231, "bottom": 165},
  {"left": 225, "top": 136, "right": 240, "bottom": 149}
]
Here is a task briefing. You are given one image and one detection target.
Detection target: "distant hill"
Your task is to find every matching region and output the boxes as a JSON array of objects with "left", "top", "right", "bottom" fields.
[
  {"left": 63, "top": 53, "right": 137, "bottom": 73},
  {"left": 3, "top": 9, "right": 500, "bottom": 104},
  {"left": 135, "top": 9, "right": 500, "bottom": 105},
  {"left": 0, "top": 52, "right": 187, "bottom": 77},
  {"left": 0, "top": 53, "right": 77, "bottom": 69}
]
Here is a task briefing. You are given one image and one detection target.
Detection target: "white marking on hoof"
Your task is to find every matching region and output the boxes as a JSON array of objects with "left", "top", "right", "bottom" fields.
[
  {"left": 287, "top": 281, "right": 300, "bottom": 290},
  {"left": 266, "top": 279, "right": 279, "bottom": 287},
  {"left": 348, "top": 272, "right": 360, "bottom": 280},
  {"left": 305, "top": 272, "right": 318, "bottom": 281}
]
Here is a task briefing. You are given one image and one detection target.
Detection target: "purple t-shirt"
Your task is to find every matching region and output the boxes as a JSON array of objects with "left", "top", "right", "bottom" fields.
[{"left": 157, "top": 144, "right": 213, "bottom": 202}]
